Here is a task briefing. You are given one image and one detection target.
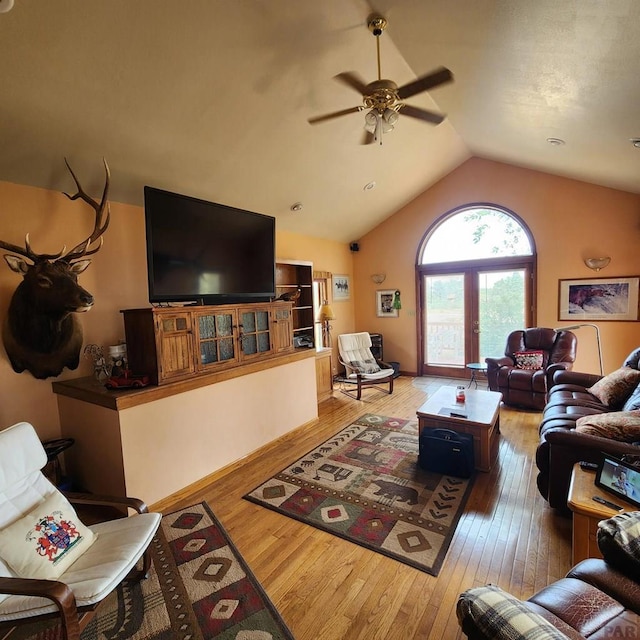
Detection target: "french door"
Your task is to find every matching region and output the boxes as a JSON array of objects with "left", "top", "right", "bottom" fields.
[{"left": 418, "top": 259, "right": 534, "bottom": 378}]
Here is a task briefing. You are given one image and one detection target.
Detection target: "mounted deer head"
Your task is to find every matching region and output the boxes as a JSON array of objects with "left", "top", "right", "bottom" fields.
[{"left": 1, "top": 158, "right": 110, "bottom": 379}]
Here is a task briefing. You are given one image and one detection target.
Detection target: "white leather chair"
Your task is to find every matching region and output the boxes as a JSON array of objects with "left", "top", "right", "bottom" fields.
[
  {"left": 0, "top": 422, "right": 161, "bottom": 640},
  {"left": 337, "top": 332, "right": 395, "bottom": 400}
]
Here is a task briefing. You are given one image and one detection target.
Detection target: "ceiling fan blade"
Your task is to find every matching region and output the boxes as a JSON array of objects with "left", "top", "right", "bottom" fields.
[
  {"left": 397, "top": 66, "right": 453, "bottom": 100},
  {"left": 399, "top": 104, "right": 446, "bottom": 125},
  {"left": 334, "top": 71, "right": 369, "bottom": 95},
  {"left": 308, "top": 106, "right": 363, "bottom": 124}
]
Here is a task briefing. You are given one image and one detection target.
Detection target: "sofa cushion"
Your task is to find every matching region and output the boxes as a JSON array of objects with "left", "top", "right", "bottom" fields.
[
  {"left": 0, "top": 491, "right": 96, "bottom": 580},
  {"left": 515, "top": 350, "right": 544, "bottom": 370},
  {"left": 575, "top": 411, "right": 640, "bottom": 442},
  {"left": 457, "top": 585, "right": 570, "bottom": 640},
  {"left": 597, "top": 512, "right": 640, "bottom": 580},
  {"left": 587, "top": 368, "right": 640, "bottom": 409}
]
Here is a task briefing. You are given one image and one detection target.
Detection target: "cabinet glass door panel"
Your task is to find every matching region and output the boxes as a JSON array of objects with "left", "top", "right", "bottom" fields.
[
  {"left": 242, "top": 312, "right": 256, "bottom": 333},
  {"left": 243, "top": 335, "right": 258, "bottom": 355},
  {"left": 257, "top": 312, "right": 269, "bottom": 332},
  {"left": 196, "top": 311, "right": 237, "bottom": 368},
  {"left": 240, "top": 309, "right": 271, "bottom": 358},
  {"left": 257, "top": 332, "right": 270, "bottom": 352},
  {"left": 198, "top": 314, "right": 216, "bottom": 339},
  {"left": 216, "top": 314, "right": 233, "bottom": 337},
  {"left": 219, "top": 337, "right": 235, "bottom": 361},
  {"left": 200, "top": 341, "right": 218, "bottom": 365}
]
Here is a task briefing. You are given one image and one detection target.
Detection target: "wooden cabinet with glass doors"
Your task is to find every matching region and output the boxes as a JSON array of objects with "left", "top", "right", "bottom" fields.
[{"left": 121, "top": 301, "right": 294, "bottom": 385}]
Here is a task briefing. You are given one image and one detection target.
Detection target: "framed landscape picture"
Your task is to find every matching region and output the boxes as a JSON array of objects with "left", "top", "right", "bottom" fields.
[
  {"left": 558, "top": 276, "right": 640, "bottom": 321},
  {"left": 332, "top": 274, "right": 350, "bottom": 301}
]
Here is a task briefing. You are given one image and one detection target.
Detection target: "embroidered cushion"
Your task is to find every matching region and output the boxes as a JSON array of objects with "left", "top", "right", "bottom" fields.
[
  {"left": 349, "top": 358, "right": 381, "bottom": 374},
  {"left": 575, "top": 411, "right": 640, "bottom": 442},
  {"left": 0, "top": 491, "right": 96, "bottom": 580},
  {"left": 587, "top": 368, "right": 640, "bottom": 409},
  {"left": 457, "top": 585, "right": 570, "bottom": 640},
  {"left": 597, "top": 512, "right": 640, "bottom": 580},
  {"left": 514, "top": 351, "right": 544, "bottom": 370}
]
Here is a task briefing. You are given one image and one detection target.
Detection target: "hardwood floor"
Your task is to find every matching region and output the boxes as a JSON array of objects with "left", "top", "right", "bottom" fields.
[{"left": 157, "top": 376, "right": 572, "bottom": 640}]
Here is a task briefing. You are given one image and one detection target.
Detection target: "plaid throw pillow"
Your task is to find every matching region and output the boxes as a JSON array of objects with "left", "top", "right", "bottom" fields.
[
  {"left": 597, "top": 512, "right": 640, "bottom": 580},
  {"left": 350, "top": 358, "right": 381, "bottom": 374},
  {"left": 457, "top": 585, "right": 570, "bottom": 640}
]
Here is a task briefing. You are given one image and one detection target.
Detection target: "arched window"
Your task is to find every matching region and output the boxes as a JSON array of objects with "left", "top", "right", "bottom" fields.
[
  {"left": 420, "top": 206, "right": 533, "bottom": 264},
  {"left": 416, "top": 204, "right": 536, "bottom": 378}
]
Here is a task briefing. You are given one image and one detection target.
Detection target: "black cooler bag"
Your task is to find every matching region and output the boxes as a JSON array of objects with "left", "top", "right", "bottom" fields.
[{"left": 419, "top": 428, "right": 474, "bottom": 478}]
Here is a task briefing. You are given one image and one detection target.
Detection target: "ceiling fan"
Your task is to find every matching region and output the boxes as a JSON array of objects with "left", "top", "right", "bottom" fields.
[{"left": 308, "top": 15, "right": 453, "bottom": 145}]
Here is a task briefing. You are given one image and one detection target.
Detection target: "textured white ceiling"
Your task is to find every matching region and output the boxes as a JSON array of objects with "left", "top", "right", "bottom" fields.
[{"left": 0, "top": 0, "right": 638, "bottom": 243}]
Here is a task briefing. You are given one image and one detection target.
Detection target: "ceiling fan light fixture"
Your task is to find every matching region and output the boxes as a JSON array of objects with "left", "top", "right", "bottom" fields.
[
  {"left": 383, "top": 107, "right": 399, "bottom": 125},
  {"left": 381, "top": 119, "right": 395, "bottom": 134},
  {"left": 364, "top": 110, "right": 378, "bottom": 127}
]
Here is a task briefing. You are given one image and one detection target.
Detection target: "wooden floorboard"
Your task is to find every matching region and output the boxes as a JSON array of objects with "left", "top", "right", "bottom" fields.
[{"left": 159, "top": 376, "right": 572, "bottom": 640}]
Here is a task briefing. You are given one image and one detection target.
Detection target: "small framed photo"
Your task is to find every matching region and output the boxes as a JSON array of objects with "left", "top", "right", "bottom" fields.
[
  {"left": 332, "top": 274, "right": 350, "bottom": 301},
  {"left": 376, "top": 290, "right": 398, "bottom": 318},
  {"left": 558, "top": 276, "right": 640, "bottom": 321}
]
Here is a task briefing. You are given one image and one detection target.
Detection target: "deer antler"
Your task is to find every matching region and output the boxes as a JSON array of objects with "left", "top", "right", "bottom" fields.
[
  {"left": 0, "top": 234, "right": 66, "bottom": 263},
  {"left": 62, "top": 158, "right": 111, "bottom": 262}
]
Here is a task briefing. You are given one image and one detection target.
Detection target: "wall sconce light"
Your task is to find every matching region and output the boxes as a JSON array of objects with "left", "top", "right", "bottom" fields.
[
  {"left": 319, "top": 300, "right": 335, "bottom": 348},
  {"left": 584, "top": 257, "right": 611, "bottom": 271},
  {"left": 371, "top": 273, "right": 386, "bottom": 285}
]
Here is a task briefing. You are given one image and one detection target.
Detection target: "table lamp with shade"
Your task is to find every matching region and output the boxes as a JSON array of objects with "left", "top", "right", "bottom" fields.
[{"left": 319, "top": 301, "right": 335, "bottom": 347}]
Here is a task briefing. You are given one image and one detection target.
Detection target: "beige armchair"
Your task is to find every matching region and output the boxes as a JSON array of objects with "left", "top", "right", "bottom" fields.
[
  {"left": 338, "top": 332, "right": 395, "bottom": 400},
  {"left": 0, "top": 422, "right": 161, "bottom": 640}
]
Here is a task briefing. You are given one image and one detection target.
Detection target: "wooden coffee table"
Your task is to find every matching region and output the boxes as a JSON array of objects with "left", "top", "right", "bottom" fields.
[{"left": 416, "top": 386, "right": 502, "bottom": 472}]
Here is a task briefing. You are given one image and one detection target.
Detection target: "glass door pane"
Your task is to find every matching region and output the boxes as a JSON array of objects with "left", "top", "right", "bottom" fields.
[
  {"left": 478, "top": 269, "right": 526, "bottom": 361},
  {"left": 424, "top": 274, "right": 465, "bottom": 366}
]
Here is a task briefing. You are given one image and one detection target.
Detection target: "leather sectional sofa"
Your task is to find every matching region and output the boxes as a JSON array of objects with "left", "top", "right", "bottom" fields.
[
  {"left": 458, "top": 511, "right": 640, "bottom": 639},
  {"left": 536, "top": 348, "right": 640, "bottom": 510},
  {"left": 458, "top": 557, "right": 640, "bottom": 639}
]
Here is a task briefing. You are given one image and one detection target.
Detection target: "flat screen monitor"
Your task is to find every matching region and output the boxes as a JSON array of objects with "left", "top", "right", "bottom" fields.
[
  {"left": 144, "top": 186, "right": 275, "bottom": 304},
  {"left": 595, "top": 454, "right": 640, "bottom": 508}
]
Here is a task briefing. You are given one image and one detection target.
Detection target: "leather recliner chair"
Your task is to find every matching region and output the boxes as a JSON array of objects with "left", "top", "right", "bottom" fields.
[{"left": 485, "top": 328, "right": 577, "bottom": 410}]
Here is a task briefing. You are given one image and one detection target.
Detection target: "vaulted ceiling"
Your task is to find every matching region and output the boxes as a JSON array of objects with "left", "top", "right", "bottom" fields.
[{"left": 1, "top": 0, "right": 638, "bottom": 244}]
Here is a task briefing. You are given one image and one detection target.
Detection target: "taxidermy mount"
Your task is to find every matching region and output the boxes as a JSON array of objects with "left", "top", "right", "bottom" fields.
[{"left": 0, "top": 158, "right": 110, "bottom": 379}]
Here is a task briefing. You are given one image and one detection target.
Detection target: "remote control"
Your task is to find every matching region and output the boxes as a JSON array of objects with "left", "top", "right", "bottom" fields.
[
  {"left": 450, "top": 411, "right": 467, "bottom": 418},
  {"left": 579, "top": 461, "right": 599, "bottom": 470},
  {"left": 592, "top": 495, "right": 624, "bottom": 511}
]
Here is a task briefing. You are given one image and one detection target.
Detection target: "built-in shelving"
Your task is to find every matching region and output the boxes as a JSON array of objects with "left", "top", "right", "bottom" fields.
[{"left": 276, "top": 260, "right": 314, "bottom": 348}]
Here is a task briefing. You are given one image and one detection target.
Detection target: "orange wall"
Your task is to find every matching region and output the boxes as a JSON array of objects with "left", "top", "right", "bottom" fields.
[
  {"left": 0, "top": 183, "right": 354, "bottom": 440},
  {"left": 354, "top": 157, "right": 640, "bottom": 375},
  {"left": 2, "top": 156, "right": 639, "bottom": 441}
]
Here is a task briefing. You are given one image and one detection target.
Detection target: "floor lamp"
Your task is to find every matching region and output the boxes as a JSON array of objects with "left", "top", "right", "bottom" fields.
[{"left": 555, "top": 323, "right": 603, "bottom": 375}]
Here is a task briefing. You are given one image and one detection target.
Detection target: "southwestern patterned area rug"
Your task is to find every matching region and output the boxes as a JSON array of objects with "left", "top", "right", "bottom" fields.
[
  {"left": 5, "top": 502, "right": 294, "bottom": 640},
  {"left": 244, "top": 414, "right": 474, "bottom": 576}
]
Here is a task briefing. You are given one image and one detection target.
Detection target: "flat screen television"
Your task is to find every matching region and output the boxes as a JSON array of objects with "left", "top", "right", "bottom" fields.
[{"left": 144, "top": 186, "right": 276, "bottom": 304}]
